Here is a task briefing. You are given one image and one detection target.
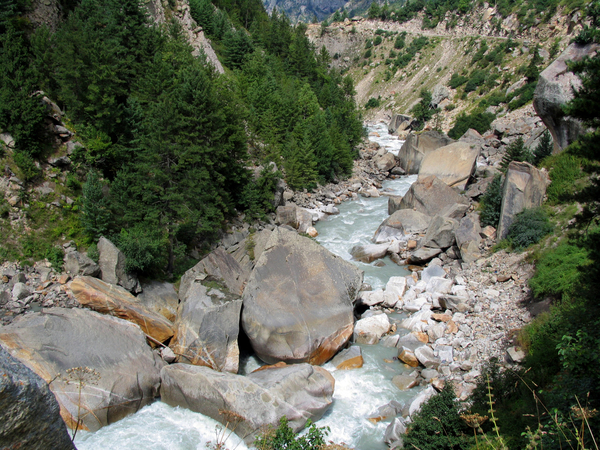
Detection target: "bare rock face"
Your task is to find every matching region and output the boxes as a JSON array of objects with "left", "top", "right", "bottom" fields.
[
  {"left": 0, "top": 346, "right": 75, "bottom": 450},
  {"left": 497, "top": 162, "right": 550, "bottom": 239},
  {"left": 396, "top": 131, "right": 454, "bottom": 174},
  {"left": 70, "top": 276, "right": 175, "bottom": 343},
  {"left": 160, "top": 362, "right": 334, "bottom": 443},
  {"left": 418, "top": 141, "right": 480, "bottom": 190},
  {"left": 533, "top": 42, "right": 598, "bottom": 151},
  {"left": 170, "top": 282, "right": 242, "bottom": 373},
  {"left": 398, "top": 175, "right": 469, "bottom": 217},
  {"left": 242, "top": 227, "right": 363, "bottom": 365},
  {"left": 97, "top": 237, "right": 141, "bottom": 294},
  {"left": 180, "top": 247, "right": 246, "bottom": 297},
  {"left": 0, "top": 308, "right": 163, "bottom": 432}
]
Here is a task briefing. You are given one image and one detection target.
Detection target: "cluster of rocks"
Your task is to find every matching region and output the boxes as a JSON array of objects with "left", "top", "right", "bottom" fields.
[
  {"left": 0, "top": 259, "right": 80, "bottom": 325},
  {"left": 0, "top": 223, "right": 363, "bottom": 444}
]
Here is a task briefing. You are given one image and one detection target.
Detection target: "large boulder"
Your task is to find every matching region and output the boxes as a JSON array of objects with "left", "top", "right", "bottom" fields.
[
  {"left": 418, "top": 142, "right": 480, "bottom": 190},
  {"left": 137, "top": 280, "right": 179, "bottom": 322},
  {"left": 374, "top": 209, "right": 431, "bottom": 242},
  {"left": 353, "top": 313, "right": 391, "bottom": 345},
  {"left": 422, "top": 215, "right": 458, "bottom": 249},
  {"left": 397, "top": 175, "right": 469, "bottom": 217},
  {"left": 455, "top": 213, "right": 482, "bottom": 262},
  {"left": 389, "top": 114, "right": 413, "bottom": 134},
  {"left": 375, "top": 152, "right": 397, "bottom": 172},
  {"left": 170, "top": 282, "right": 242, "bottom": 373},
  {"left": 0, "top": 346, "right": 75, "bottom": 450},
  {"left": 242, "top": 227, "right": 363, "bottom": 365},
  {"left": 64, "top": 250, "right": 100, "bottom": 277},
  {"left": 533, "top": 43, "right": 598, "bottom": 151},
  {"left": 350, "top": 243, "right": 389, "bottom": 262},
  {"left": 97, "top": 237, "right": 141, "bottom": 293},
  {"left": 396, "top": 131, "right": 454, "bottom": 174},
  {"left": 70, "top": 276, "right": 175, "bottom": 343},
  {"left": 179, "top": 247, "right": 246, "bottom": 297},
  {"left": 160, "top": 362, "right": 334, "bottom": 443},
  {"left": 497, "top": 162, "right": 550, "bottom": 239},
  {"left": 0, "top": 308, "right": 163, "bottom": 432}
]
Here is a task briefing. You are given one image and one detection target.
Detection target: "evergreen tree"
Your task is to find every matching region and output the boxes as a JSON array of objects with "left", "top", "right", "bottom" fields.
[
  {"left": 368, "top": 1, "right": 381, "bottom": 19},
  {"left": 533, "top": 130, "right": 553, "bottom": 166},
  {"left": 81, "top": 170, "right": 111, "bottom": 240},
  {"left": 480, "top": 174, "right": 504, "bottom": 228},
  {"left": 500, "top": 137, "right": 532, "bottom": 172}
]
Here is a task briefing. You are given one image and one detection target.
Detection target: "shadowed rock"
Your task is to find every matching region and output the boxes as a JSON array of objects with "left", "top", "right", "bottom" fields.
[{"left": 0, "top": 346, "right": 75, "bottom": 450}]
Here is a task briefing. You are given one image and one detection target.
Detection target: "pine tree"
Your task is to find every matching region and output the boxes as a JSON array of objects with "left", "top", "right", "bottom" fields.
[
  {"left": 81, "top": 170, "right": 111, "bottom": 240},
  {"left": 500, "top": 137, "right": 532, "bottom": 172},
  {"left": 533, "top": 130, "right": 553, "bottom": 166}
]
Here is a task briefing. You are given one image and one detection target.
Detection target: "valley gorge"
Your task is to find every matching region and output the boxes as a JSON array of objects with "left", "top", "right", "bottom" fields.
[{"left": 1, "top": 0, "right": 599, "bottom": 449}]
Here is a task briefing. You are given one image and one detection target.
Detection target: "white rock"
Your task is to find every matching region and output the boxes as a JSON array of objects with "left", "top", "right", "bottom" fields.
[
  {"left": 426, "top": 277, "right": 454, "bottom": 294},
  {"left": 415, "top": 346, "right": 441, "bottom": 368},
  {"left": 354, "top": 314, "right": 391, "bottom": 345},
  {"left": 359, "top": 289, "right": 385, "bottom": 307},
  {"left": 436, "top": 345, "right": 454, "bottom": 363},
  {"left": 421, "top": 265, "right": 446, "bottom": 283},
  {"left": 403, "top": 297, "right": 428, "bottom": 313}
]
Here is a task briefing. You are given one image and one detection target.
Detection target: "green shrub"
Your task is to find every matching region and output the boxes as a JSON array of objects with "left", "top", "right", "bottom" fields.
[
  {"left": 506, "top": 207, "right": 553, "bottom": 250},
  {"left": 529, "top": 240, "right": 590, "bottom": 299},
  {"left": 363, "top": 48, "right": 372, "bottom": 59},
  {"left": 533, "top": 130, "right": 553, "bottom": 166},
  {"left": 116, "top": 226, "right": 166, "bottom": 275},
  {"left": 448, "top": 72, "right": 468, "bottom": 89},
  {"left": 254, "top": 417, "right": 328, "bottom": 450},
  {"left": 404, "top": 384, "right": 470, "bottom": 450},
  {"left": 14, "top": 151, "right": 40, "bottom": 182},
  {"left": 87, "top": 242, "right": 99, "bottom": 263},
  {"left": 448, "top": 112, "right": 495, "bottom": 139},
  {"left": 464, "top": 69, "right": 487, "bottom": 92},
  {"left": 45, "top": 246, "right": 65, "bottom": 271},
  {"left": 374, "top": 35, "right": 382, "bottom": 46},
  {"left": 365, "top": 97, "right": 380, "bottom": 109},
  {"left": 479, "top": 174, "right": 503, "bottom": 228},
  {"left": 544, "top": 152, "right": 584, "bottom": 204},
  {"left": 394, "top": 33, "right": 406, "bottom": 49}
]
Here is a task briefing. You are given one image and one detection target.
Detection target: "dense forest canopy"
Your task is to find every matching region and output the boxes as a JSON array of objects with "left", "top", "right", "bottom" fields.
[{"left": 0, "top": 0, "right": 363, "bottom": 277}]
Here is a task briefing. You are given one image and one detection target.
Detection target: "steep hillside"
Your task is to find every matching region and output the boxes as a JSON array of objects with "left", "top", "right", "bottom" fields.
[{"left": 306, "top": 5, "right": 585, "bottom": 134}]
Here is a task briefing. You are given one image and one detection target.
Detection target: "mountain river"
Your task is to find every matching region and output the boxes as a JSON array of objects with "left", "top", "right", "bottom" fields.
[{"left": 75, "top": 123, "right": 419, "bottom": 450}]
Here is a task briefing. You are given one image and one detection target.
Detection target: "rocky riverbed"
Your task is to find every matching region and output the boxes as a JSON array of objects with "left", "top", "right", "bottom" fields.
[{"left": 0, "top": 119, "right": 549, "bottom": 449}]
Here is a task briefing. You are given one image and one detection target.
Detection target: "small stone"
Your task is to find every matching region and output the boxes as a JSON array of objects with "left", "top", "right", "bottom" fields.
[
  {"left": 392, "top": 374, "right": 419, "bottom": 390},
  {"left": 506, "top": 346, "right": 525, "bottom": 363},
  {"left": 58, "top": 274, "right": 70, "bottom": 285},
  {"left": 398, "top": 349, "right": 419, "bottom": 367},
  {"left": 497, "top": 274, "right": 512, "bottom": 282}
]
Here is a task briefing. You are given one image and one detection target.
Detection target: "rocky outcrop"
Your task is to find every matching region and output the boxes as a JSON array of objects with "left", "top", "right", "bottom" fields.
[
  {"left": 97, "top": 237, "right": 141, "bottom": 294},
  {"left": 160, "top": 362, "right": 334, "bottom": 443},
  {"left": 497, "top": 162, "right": 550, "bottom": 239},
  {"left": 455, "top": 214, "right": 482, "bottom": 262},
  {"left": 70, "top": 276, "right": 175, "bottom": 343},
  {"left": 170, "top": 282, "right": 242, "bottom": 373},
  {"left": 330, "top": 345, "right": 363, "bottom": 369},
  {"left": 0, "top": 308, "right": 163, "bottom": 432},
  {"left": 0, "top": 345, "right": 75, "bottom": 450},
  {"left": 242, "top": 227, "right": 363, "bottom": 365},
  {"left": 533, "top": 43, "right": 598, "bottom": 151},
  {"left": 422, "top": 215, "right": 458, "bottom": 249},
  {"left": 396, "top": 131, "right": 454, "bottom": 174},
  {"left": 418, "top": 142, "right": 480, "bottom": 190},
  {"left": 397, "top": 175, "right": 469, "bottom": 217}
]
